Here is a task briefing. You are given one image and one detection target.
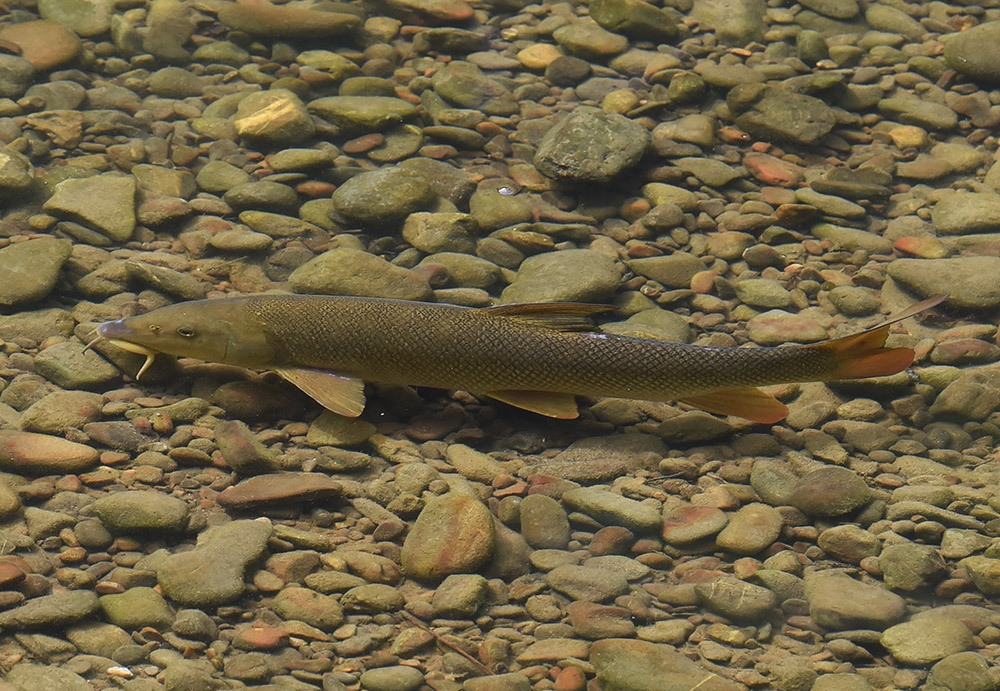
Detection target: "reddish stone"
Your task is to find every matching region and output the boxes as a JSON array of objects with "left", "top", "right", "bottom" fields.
[
  {"left": 893, "top": 235, "right": 948, "bottom": 258},
  {"left": 553, "top": 666, "right": 586, "bottom": 691},
  {"left": 217, "top": 472, "right": 342, "bottom": 509},
  {"left": 233, "top": 624, "right": 289, "bottom": 650},
  {"left": 744, "top": 152, "right": 805, "bottom": 186},
  {"left": 342, "top": 133, "right": 384, "bottom": 154},
  {"left": 0, "top": 20, "right": 81, "bottom": 70},
  {"left": 690, "top": 270, "right": 716, "bottom": 294},
  {"left": 296, "top": 181, "right": 336, "bottom": 197},
  {"left": 0, "top": 560, "right": 27, "bottom": 589},
  {"left": 589, "top": 526, "right": 634, "bottom": 556}
]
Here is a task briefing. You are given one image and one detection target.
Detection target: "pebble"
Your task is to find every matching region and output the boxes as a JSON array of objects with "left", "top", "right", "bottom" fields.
[
  {"left": 19, "top": 390, "right": 103, "bottom": 434},
  {"left": 432, "top": 573, "right": 488, "bottom": 617},
  {"left": 879, "top": 543, "right": 947, "bottom": 591},
  {"left": 359, "top": 665, "right": 424, "bottom": 691},
  {"left": 401, "top": 493, "right": 495, "bottom": 580},
  {"left": 881, "top": 616, "right": 975, "bottom": 666},
  {"left": 99, "top": 586, "right": 174, "bottom": 630},
  {"left": 501, "top": 249, "right": 621, "bottom": 304},
  {"left": 432, "top": 61, "right": 518, "bottom": 115},
  {"left": 816, "top": 524, "right": 879, "bottom": 564},
  {"left": 0, "top": 430, "right": 98, "bottom": 474},
  {"left": 944, "top": 20, "right": 1000, "bottom": 85},
  {"left": 213, "top": 420, "right": 279, "bottom": 475},
  {"left": 5, "top": 664, "right": 92, "bottom": 691},
  {"left": 157, "top": 520, "right": 272, "bottom": 606},
  {"left": 546, "top": 564, "right": 629, "bottom": 602},
  {"left": 91, "top": 490, "right": 189, "bottom": 534},
  {"left": 43, "top": 175, "right": 136, "bottom": 241},
  {"left": 519, "top": 494, "right": 571, "bottom": 549},
  {"left": 0, "top": 20, "right": 81, "bottom": 71},
  {"left": 926, "top": 652, "right": 995, "bottom": 691},
  {"left": 290, "top": 247, "right": 432, "bottom": 300},
  {"left": 217, "top": 472, "right": 342, "bottom": 509},
  {"left": 217, "top": 2, "right": 361, "bottom": 38},
  {"left": 591, "top": 639, "right": 740, "bottom": 691},
  {"left": 714, "top": 503, "right": 782, "bottom": 555},
  {"left": 804, "top": 571, "right": 906, "bottom": 630},
  {"left": 38, "top": 0, "right": 111, "bottom": 36},
  {"left": 695, "top": 576, "right": 778, "bottom": 622},
  {"left": 0, "top": 589, "right": 99, "bottom": 629},
  {"left": 0, "top": 237, "right": 72, "bottom": 307},
  {"left": 272, "top": 586, "right": 344, "bottom": 631},
  {"left": 662, "top": 504, "right": 728, "bottom": 545},
  {"left": 561, "top": 487, "right": 660, "bottom": 533},
  {"left": 788, "top": 466, "right": 873, "bottom": 517},
  {"left": 534, "top": 106, "right": 648, "bottom": 183},
  {"left": 734, "top": 91, "right": 837, "bottom": 146},
  {"left": 627, "top": 252, "right": 704, "bottom": 289}
]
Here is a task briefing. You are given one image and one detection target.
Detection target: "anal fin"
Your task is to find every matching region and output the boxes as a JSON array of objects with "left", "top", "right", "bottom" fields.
[
  {"left": 679, "top": 387, "right": 788, "bottom": 424},
  {"left": 487, "top": 390, "right": 580, "bottom": 419},
  {"left": 274, "top": 367, "right": 366, "bottom": 417}
]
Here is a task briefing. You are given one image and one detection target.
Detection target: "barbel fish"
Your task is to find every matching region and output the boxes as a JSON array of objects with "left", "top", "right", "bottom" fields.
[{"left": 88, "top": 294, "right": 945, "bottom": 423}]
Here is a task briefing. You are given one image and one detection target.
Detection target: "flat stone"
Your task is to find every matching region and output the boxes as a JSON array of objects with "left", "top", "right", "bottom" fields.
[
  {"left": 0, "top": 237, "right": 72, "bottom": 307},
  {"left": 546, "top": 564, "right": 630, "bottom": 602},
  {"left": 0, "top": 430, "right": 98, "bottom": 475},
  {"left": 157, "top": 520, "right": 272, "bottom": 606},
  {"left": 217, "top": 2, "right": 361, "bottom": 38},
  {"left": 715, "top": 503, "right": 782, "bottom": 555},
  {"left": 662, "top": 504, "right": 728, "bottom": 545},
  {"left": 804, "top": 571, "right": 906, "bottom": 630},
  {"left": 889, "top": 257, "right": 1000, "bottom": 310},
  {"left": 695, "top": 576, "right": 778, "bottom": 622},
  {"left": 789, "top": 466, "right": 874, "bottom": 517},
  {"left": 92, "top": 491, "right": 189, "bottom": 535},
  {"left": 99, "top": 586, "right": 174, "bottom": 630},
  {"left": 944, "top": 20, "right": 1000, "bottom": 85},
  {"left": 0, "top": 590, "right": 99, "bottom": 630},
  {"left": 432, "top": 61, "right": 518, "bottom": 115},
  {"left": 43, "top": 174, "right": 136, "bottom": 241},
  {"left": 591, "top": 638, "right": 741, "bottom": 691},
  {"left": 562, "top": 487, "right": 661, "bottom": 533},
  {"left": 290, "top": 247, "right": 432, "bottom": 300},
  {"left": 881, "top": 616, "right": 974, "bottom": 667},
  {"left": 5, "top": 664, "right": 92, "bottom": 691},
  {"left": 501, "top": 249, "right": 622, "bottom": 304},
  {"left": 272, "top": 586, "right": 344, "bottom": 631},
  {"left": 931, "top": 191, "right": 1000, "bottom": 235},
  {"left": 217, "top": 472, "right": 342, "bottom": 510}
]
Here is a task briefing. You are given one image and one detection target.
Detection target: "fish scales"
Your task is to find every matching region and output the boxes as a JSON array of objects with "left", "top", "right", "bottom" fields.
[{"left": 244, "top": 295, "right": 833, "bottom": 401}]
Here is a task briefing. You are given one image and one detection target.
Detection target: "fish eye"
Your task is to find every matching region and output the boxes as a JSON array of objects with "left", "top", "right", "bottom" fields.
[{"left": 176, "top": 326, "right": 196, "bottom": 338}]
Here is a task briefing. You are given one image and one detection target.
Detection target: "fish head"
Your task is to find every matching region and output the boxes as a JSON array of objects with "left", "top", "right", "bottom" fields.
[{"left": 94, "top": 299, "right": 280, "bottom": 377}]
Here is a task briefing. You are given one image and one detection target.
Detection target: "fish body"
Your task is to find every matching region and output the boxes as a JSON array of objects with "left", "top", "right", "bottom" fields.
[{"left": 94, "top": 294, "right": 943, "bottom": 423}]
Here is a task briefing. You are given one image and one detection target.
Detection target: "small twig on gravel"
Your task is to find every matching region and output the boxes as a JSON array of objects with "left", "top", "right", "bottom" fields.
[{"left": 400, "top": 611, "right": 494, "bottom": 676}]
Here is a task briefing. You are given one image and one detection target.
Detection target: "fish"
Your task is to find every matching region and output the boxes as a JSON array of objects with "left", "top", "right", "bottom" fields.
[{"left": 87, "top": 293, "right": 946, "bottom": 424}]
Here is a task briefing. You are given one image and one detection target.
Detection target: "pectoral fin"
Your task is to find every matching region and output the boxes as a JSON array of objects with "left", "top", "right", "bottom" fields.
[
  {"left": 487, "top": 390, "right": 580, "bottom": 419},
  {"left": 274, "top": 367, "right": 366, "bottom": 417},
  {"left": 679, "top": 387, "right": 788, "bottom": 424}
]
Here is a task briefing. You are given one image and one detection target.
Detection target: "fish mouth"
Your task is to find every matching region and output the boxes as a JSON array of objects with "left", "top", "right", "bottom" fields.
[{"left": 84, "top": 320, "right": 159, "bottom": 379}]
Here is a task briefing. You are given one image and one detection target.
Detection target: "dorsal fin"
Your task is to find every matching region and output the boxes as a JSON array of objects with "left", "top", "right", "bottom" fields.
[{"left": 482, "top": 303, "right": 611, "bottom": 332}]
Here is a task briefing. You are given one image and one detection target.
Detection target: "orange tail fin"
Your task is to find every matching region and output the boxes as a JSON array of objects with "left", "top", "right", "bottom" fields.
[{"left": 805, "top": 294, "right": 946, "bottom": 380}]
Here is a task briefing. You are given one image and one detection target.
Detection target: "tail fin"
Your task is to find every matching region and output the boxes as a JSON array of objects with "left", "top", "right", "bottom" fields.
[{"left": 805, "top": 294, "right": 946, "bottom": 380}]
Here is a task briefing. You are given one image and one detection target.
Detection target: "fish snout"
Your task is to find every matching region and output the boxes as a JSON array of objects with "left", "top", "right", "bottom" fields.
[{"left": 95, "top": 319, "right": 130, "bottom": 339}]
